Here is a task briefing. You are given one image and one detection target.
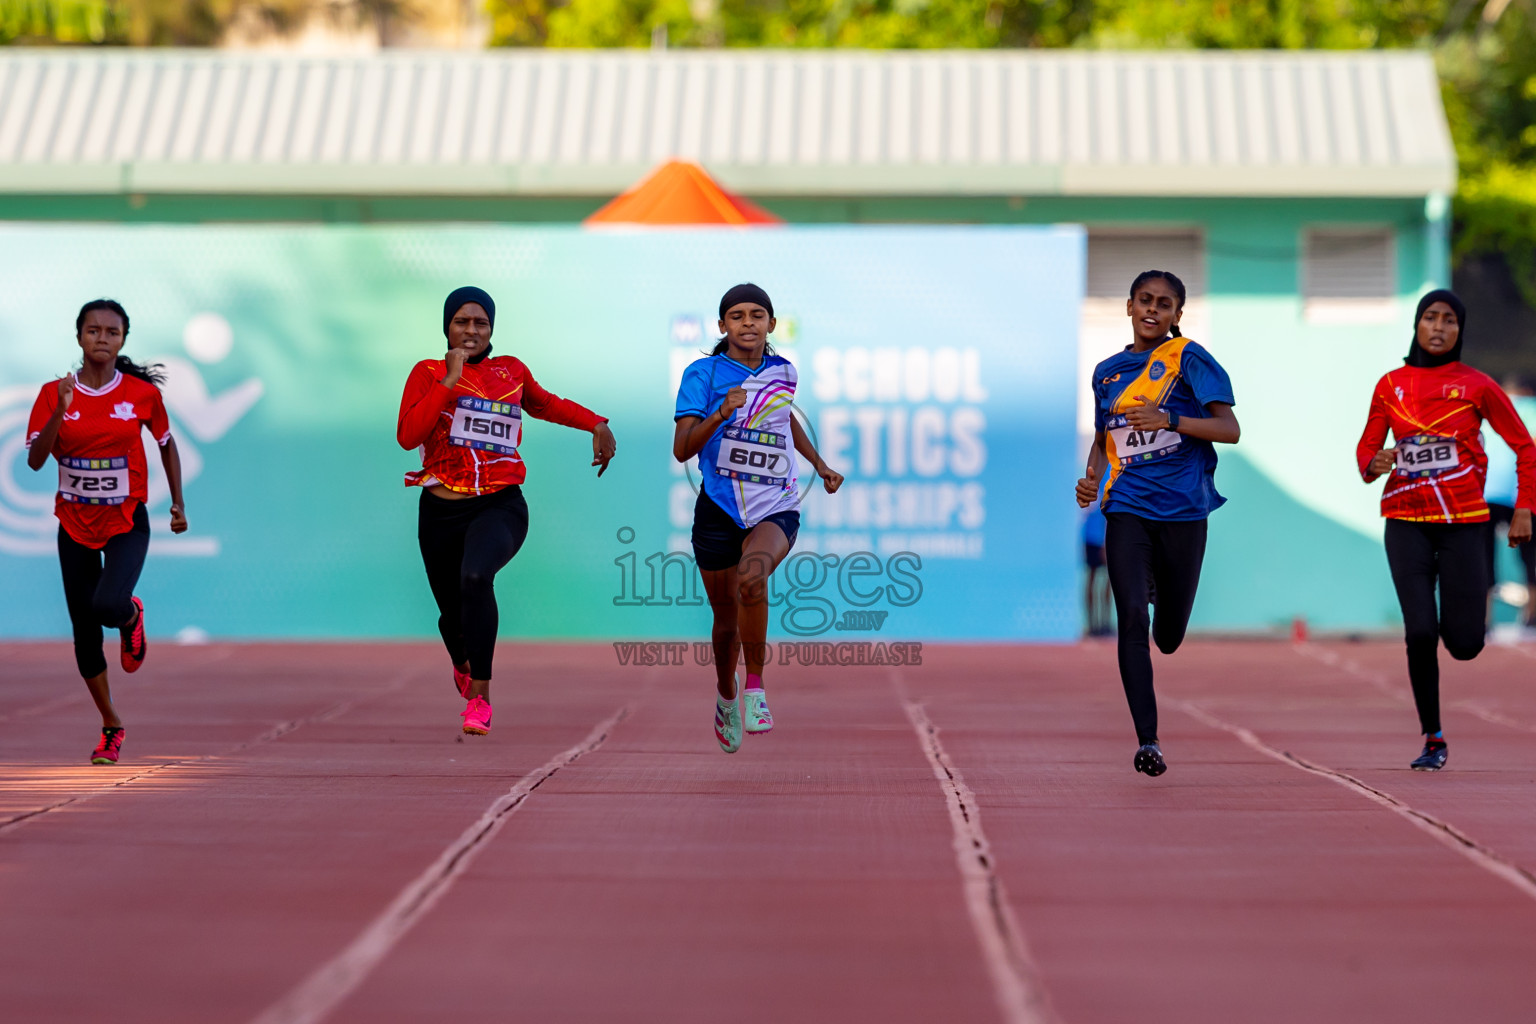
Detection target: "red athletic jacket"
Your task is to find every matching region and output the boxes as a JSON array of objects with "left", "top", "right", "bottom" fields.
[
  {"left": 26, "top": 371, "right": 172, "bottom": 549},
  {"left": 397, "top": 354, "right": 605, "bottom": 496},
  {"left": 1356, "top": 363, "right": 1536, "bottom": 523}
]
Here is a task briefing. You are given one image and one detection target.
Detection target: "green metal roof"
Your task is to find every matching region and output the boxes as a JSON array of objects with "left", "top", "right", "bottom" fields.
[{"left": 0, "top": 49, "right": 1455, "bottom": 198}]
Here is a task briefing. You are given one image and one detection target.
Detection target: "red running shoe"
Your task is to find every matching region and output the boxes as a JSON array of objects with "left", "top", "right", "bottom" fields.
[
  {"left": 121, "top": 597, "right": 146, "bottom": 673},
  {"left": 453, "top": 665, "right": 472, "bottom": 700},
  {"left": 91, "top": 727, "right": 125, "bottom": 765},
  {"left": 461, "top": 696, "right": 492, "bottom": 736}
]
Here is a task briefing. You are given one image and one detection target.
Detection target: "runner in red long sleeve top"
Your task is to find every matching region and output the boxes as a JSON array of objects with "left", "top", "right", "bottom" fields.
[
  {"left": 400, "top": 286, "right": 616, "bottom": 739},
  {"left": 1356, "top": 364, "right": 1536, "bottom": 523},
  {"left": 398, "top": 353, "right": 607, "bottom": 495},
  {"left": 1356, "top": 289, "right": 1534, "bottom": 773}
]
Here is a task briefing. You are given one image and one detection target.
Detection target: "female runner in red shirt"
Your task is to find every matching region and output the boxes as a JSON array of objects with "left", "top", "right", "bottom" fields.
[
  {"left": 398, "top": 286, "right": 616, "bottom": 736},
  {"left": 25, "top": 299, "right": 188, "bottom": 765},
  {"left": 1357, "top": 289, "right": 1536, "bottom": 770}
]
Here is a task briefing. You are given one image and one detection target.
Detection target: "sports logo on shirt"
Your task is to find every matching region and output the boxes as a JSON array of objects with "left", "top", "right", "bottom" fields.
[
  {"left": 110, "top": 401, "right": 137, "bottom": 421},
  {"left": 1148, "top": 361, "right": 1167, "bottom": 382},
  {"left": 1443, "top": 385, "right": 1466, "bottom": 400}
]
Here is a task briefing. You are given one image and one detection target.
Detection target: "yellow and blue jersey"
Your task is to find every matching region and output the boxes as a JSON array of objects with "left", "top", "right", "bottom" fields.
[{"left": 1092, "top": 337, "right": 1234, "bottom": 521}]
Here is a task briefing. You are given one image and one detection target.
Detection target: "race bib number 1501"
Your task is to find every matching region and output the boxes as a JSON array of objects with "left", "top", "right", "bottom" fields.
[{"left": 449, "top": 397, "right": 521, "bottom": 456}]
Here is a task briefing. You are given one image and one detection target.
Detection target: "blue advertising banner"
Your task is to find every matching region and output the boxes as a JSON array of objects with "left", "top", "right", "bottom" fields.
[{"left": 0, "top": 224, "right": 1085, "bottom": 641}]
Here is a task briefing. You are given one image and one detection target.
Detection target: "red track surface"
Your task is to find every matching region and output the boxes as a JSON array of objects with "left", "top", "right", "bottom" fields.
[{"left": 3, "top": 639, "right": 1536, "bottom": 1023}]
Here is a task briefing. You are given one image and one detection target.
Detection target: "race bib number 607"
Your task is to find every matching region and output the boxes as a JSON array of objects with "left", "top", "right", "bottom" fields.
[
  {"left": 718, "top": 427, "right": 791, "bottom": 486},
  {"left": 58, "top": 456, "right": 130, "bottom": 505}
]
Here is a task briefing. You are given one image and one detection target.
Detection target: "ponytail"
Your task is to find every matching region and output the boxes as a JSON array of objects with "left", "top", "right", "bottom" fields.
[
  {"left": 1169, "top": 324, "right": 1183, "bottom": 338},
  {"left": 76, "top": 298, "right": 165, "bottom": 388},
  {"left": 116, "top": 355, "right": 166, "bottom": 387}
]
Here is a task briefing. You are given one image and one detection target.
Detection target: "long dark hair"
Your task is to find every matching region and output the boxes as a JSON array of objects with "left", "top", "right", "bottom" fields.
[
  {"left": 1129, "top": 270, "right": 1187, "bottom": 338},
  {"left": 76, "top": 298, "right": 165, "bottom": 387}
]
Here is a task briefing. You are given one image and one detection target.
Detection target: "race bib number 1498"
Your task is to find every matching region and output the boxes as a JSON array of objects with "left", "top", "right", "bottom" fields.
[{"left": 1396, "top": 435, "right": 1458, "bottom": 478}]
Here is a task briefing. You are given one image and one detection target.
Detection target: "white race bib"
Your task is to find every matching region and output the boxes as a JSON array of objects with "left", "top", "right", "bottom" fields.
[
  {"left": 1396, "top": 435, "right": 1458, "bottom": 477},
  {"left": 1107, "top": 414, "right": 1182, "bottom": 467},
  {"left": 58, "top": 456, "right": 130, "bottom": 505},
  {"left": 449, "top": 397, "right": 521, "bottom": 456},
  {"left": 718, "top": 426, "right": 792, "bottom": 486}
]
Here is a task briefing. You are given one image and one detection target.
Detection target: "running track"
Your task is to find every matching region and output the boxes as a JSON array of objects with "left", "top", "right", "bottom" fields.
[{"left": 3, "top": 639, "right": 1536, "bottom": 1023}]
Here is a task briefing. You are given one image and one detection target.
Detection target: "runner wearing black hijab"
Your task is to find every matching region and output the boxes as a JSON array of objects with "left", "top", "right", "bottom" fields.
[{"left": 1356, "top": 289, "right": 1536, "bottom": 770}]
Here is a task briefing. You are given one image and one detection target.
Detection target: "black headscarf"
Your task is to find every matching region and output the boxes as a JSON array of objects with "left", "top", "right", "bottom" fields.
[
  {"left": 719, "top": 283, "right": 773, "bottom": 319},
  {"left": 443, "top": 286, "right": 496, "bottom": 364},
  {"left": 1404, "top": 289, "right": 1466, "bottom": 368}
]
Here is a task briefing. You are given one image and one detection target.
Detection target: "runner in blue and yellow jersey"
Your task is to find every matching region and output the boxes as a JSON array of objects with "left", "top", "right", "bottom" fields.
[
  {"left": 674, "top": 284, "right": 843, "bottom": 754},
  {"left": 1075, "top": 270, "right": 1240, "bottom": 777}
]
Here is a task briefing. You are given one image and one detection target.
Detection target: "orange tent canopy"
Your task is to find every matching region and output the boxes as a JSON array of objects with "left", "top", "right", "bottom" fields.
[{"left": 585, "top": 160, "right": 781, "bottom": 225}]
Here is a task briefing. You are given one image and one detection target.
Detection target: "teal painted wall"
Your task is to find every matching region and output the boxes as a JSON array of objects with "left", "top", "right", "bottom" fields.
[{"left": 0, "top": 191, "right": 1444, "bottom": 632}]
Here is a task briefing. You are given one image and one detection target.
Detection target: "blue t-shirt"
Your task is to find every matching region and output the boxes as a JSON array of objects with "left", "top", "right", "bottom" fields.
[
  {"left": 1484, "top": 395, "right": 1536, "bottom": 507},
  {"left": 1091, "top": 338, "right": 1235, "bottom": 521},
  {"left": 675, "top": 353, "right": 800, "bottom": 528}
]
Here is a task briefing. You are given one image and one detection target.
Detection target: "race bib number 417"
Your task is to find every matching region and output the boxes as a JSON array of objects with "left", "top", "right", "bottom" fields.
[
  {"left": 449, "top": 398, "right": 521, "bottom": 456},
  {"left": 718, "top": 427, "right": 791, "bottom": 486},
  {"left": 58, "top": 456, "right": 130, "bottom": 505},
  {"left": 1107, "top": 414, "right": 1182, "bottom": 467}
]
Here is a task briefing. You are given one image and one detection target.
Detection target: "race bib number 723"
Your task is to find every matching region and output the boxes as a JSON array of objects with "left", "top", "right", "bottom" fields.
[{"left": 58, "top": 456, "right": 130, "bottom": 505}]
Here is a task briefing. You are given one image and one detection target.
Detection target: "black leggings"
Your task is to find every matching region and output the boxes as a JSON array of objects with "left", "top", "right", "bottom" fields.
[
  {"left": 418, "top": 485, "right": 529, "bottom": 681},
  {"left": 58, "top": 503, "right": 150, "bottom": 679},
  {"left": 1104, "top": 512, "right": 1208, "bottom": 745},
  {"left": 1384, "top": 518, "right": 1490, "bottom": 735}
]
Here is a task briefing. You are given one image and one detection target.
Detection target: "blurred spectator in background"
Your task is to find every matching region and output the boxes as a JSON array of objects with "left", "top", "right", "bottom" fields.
[
  {"left": 1083, "top": 504, "right": 1111, "bottom": 638},
  {"left": 1486, "top": 375, "right": 1536, "bottom": 630}
]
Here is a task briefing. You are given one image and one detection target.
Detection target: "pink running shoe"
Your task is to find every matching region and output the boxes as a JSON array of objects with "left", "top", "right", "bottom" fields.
[
  {"left": 461, "top": 696, "right": 492, "bottom": 735},
  {"left": 91, "top": 727, "right": 125, "bottom": 765},
  {"left": 120, "top": 597, "right": 146, "bottom": 673},
  {"left": 453, "top": 665, "right": 472, "bottom": 700}
]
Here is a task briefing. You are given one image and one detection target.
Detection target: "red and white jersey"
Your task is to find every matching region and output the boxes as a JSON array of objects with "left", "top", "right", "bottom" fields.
[
  {"left": 26, "top": 371, "right": 172, "bottom": 549},
  {"left": 396, "top": 354, "right": 605, "bottom": 496}
]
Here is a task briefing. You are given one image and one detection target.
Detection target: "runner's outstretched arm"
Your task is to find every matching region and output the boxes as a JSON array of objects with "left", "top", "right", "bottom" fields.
[
  {"left": 159, "top": 435, "right": 188, "bottom": 533},
  {"left": 790, "top": 416, "right": 843, "bottom": 493}
]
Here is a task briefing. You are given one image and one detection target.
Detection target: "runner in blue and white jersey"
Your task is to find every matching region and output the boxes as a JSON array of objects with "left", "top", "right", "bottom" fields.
[{"left": 674, "top": 284, "right": 844, "bottom": 753}]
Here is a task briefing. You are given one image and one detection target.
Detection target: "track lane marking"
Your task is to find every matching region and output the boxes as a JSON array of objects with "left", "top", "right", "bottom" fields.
[
  {"left": 901, "top": 700, "right": 1056, "bottom": 1024},
  {"left": 1174, "top": 699, "right": 1536, "bottom": 904},
  {"left": 0, "top": 671, "right": 410, "bottom": 836},
  {"left": 250, "top": 704, "right": 630, "bottom": 1024},
  {"left": 1294, "top": 642, "right": 1536, "bottom": 736}
]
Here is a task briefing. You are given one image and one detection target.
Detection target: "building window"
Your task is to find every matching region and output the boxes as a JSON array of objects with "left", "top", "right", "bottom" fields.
[
  {"left": 1078, "top": 231, "right": 1207, "bottom": 435},
  {"left": 1302, "top": 228, "right": 1396, "bottom": 324}
]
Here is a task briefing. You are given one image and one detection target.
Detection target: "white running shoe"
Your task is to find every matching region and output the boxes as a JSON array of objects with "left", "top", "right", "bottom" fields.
[
  {"left": 744, "top": 688, "right": 773, "bottom": 733},
  {"left": 714, "top": 688, "right": 742, "bottom": 754}
]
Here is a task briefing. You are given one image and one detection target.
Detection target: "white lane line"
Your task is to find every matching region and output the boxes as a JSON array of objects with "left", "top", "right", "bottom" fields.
[
  {"left": 251, "top": 705, "right": 630, "bottom": 1024},
  {"left": 1174, "top": 699, "right": 1536, "bottom": 904},
  {"left": 902, "top": 701, "right": 1056, "bottom": 1024},
  {"left": 1293, "top": 642, "right": 1536, "bottom": 736},
  {"left": 0, "top": 672, "right": 410, "bottom": 836}
]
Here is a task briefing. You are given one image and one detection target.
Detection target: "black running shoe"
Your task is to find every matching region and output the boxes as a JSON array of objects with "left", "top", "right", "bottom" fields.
[
  {"left": 1134, "top": 743, "right": 1167, "bottom": 777},
  {"left": 1410, "top": 741, "right": 1448, "bottom": 772}
]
